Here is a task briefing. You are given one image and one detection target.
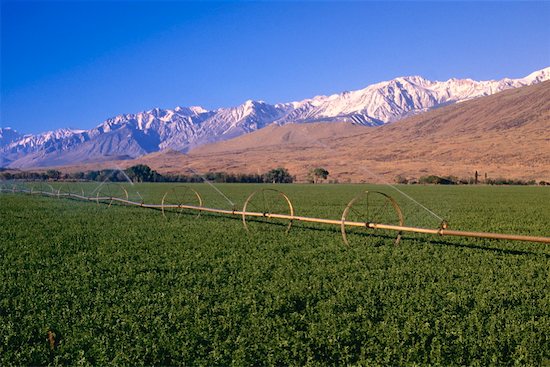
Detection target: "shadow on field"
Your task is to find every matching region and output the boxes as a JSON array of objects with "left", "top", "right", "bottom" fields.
[
  {"left": 421, "top": 237, "right": 550, "bottom": 258},
  {"left": 244, "top": 216, "right": 549, "bottom": 257},
  {"left": 127, "top": 204, "right": 550, "bottom": 257}
]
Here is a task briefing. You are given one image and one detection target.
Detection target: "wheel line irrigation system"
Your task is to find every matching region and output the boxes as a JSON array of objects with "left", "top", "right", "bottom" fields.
[{"left": 1, "top": 182, "right": 549, "bottom": 246}]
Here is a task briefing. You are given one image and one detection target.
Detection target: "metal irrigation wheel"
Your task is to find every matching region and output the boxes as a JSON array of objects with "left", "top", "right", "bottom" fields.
[
  {"left": 56, "top": 182, "right": 87, "bottom": 198},
  {"left": 341, "top": 190, "right": 404, "bottom": 246},
  {"left": 96, "top": 183, "right": 129, "bottom": 207},
  {"left": 29, "top": 183, "right": 38, "bottom": 194},
  {"left": 0, "top": 181, "right": 15, "bottom": 193},
  {"left": 11, "top": 182, "right": 29, "bottom": 193},
  {"left": 242, "top": 189, "right": 294, "bottom": 234},
  {"left": 161, "top": 186, "right": 203, "bottom": 218},
  {"left": 30, "top": 182, "right": 54, "bottom": 195},
  {"left": 22, "top": 182, "right": 33, "bottom": 192},
  {"left": 57, "top": 182, "right": 74, "bottom": 198}
]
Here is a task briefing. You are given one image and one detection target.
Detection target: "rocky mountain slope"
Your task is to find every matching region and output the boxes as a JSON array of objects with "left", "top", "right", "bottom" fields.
[
  {"left": 2, "top": 67, "right": 549, "bottom": 168},
  {"left": 0, "top": 127, "right": 23, "bottom": 147},
  {"left": 107, "top": 79, "right": 549, "bottom": 183}
]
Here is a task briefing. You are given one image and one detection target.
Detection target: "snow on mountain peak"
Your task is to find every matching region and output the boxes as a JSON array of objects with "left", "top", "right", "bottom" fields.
[
  {"left": 0, "top": 127, "right": 24, "bottom": 148},
  {"left": 2, "top": 66, "right": 548, "bottom": 168},
  {"left": 178, "top": 106, "right": 208, "bottom": 115},
  {"left": 521, "top": 66, "right": 550, "bottom": 84},
  {"left": 396, "top": 75, "right": 430, "bottom": 86}
]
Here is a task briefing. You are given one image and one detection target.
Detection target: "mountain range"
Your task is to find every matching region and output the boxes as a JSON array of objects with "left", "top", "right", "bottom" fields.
[
  {"left": 1, "top": 67, "right": 549, "bottom": 169},
  {"left": 73, "top": 78, "right": 548, "bottom": 183}
]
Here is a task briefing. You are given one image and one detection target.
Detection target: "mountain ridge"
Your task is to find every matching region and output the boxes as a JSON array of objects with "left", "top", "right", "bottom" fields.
[
  {"left": 132, "top": 80, "right": 550, "bottom": 182},
  {"left": 34, "top": 80, "right": 550, "bottom": 183},
  {"left": 2, "top": 66, "right": 549, "bottom": 168}
]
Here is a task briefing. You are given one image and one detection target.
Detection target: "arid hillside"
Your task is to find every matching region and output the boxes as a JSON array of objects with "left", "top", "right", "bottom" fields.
[{"left": 52, "top": 81, "right": 550, "bottom": 183}]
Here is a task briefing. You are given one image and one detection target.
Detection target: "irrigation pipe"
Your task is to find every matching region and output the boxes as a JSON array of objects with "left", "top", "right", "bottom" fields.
[{"left": 1, "top": 186, "right": 549, "bottom": 245}]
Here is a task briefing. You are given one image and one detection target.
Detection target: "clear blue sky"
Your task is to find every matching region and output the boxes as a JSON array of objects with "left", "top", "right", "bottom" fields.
[{"left": 1, "top": 1, "right": 549, "bottom": 134}]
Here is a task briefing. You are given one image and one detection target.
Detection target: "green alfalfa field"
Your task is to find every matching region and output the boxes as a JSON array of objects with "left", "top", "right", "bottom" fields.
[{"left": 1, "top": 183, "right": 549, "bottom": 365}]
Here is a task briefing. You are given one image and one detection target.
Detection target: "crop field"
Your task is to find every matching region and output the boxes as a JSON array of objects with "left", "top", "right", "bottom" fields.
[{"left": 1, "top": 183, "right": 549, "bottom": 365}]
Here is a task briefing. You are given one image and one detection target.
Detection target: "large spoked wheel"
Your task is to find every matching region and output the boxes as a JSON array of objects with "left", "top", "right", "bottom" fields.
[
  {"left": 18, "top": 182, "right": 32, "bottom": 194},
  {"left": 56, "top": 182, "right": 74, "bottom": 198},
  {"left": 56, "top": 182, "right": 87, "bottom": 199},
  {"left": 341, "top": 191, "right": 404, "bottom": 247},
  {"left": 96, "top": 183, "right": 129, "bottom": 207},
  {"left": 1, "top": 182, "right": 17, "bottom": 193},
  {"left": 242, "top": 189, "right": 294, "bottom": 234},
  {"left": 161, "top": 186, "right": 203, "bottom": 218},
  {"left": 31, "top": 182, "right": 55, "bottom": 196}
]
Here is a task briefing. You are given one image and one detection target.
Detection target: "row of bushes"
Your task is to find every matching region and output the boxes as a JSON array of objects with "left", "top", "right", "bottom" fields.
[
  {"left": 0, "top": 165, "right": 296, "bottom": 184},
  {"left": 1, "top": 166, "right": 545, "bottom": 186},
  {"left": 395, "top": 175, "right": 547, "bottom": 186}
]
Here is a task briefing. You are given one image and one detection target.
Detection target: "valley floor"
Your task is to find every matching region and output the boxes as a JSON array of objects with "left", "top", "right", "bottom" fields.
[{"left": 1, "top": 184, "right": 549, "bottom": 365}]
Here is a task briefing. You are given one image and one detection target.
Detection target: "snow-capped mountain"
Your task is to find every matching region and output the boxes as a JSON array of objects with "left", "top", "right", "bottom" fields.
[
  {"left": 0, "top": 128, "right": 90, "bottom": 167},
  {"left": 275, "top": 67, "right": 550, "bottom": 125},
  {"left": 0, "top": 127, "right": 24, "bottom": 147},
  {"left": 2, "top": 67, "right": 549, "bottom": 168}
]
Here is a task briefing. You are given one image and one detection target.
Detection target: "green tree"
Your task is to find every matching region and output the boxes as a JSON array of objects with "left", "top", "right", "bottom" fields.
[
  {"left": 394, "top": 175, "right": 409, "bottom": 184},
  {"left": 125, "top": 164, "right": 161, "bottom": 182},
  {"left": 45, "top": 169, "right": 62, "bottom": 180},
  {"left": 263, "top": 168, "right": 293, "bottom": 183},
  {"left": 419, "top": 175, "right": 456, "bottom": 185},
  {"left": 310, "top": 167, "right": 329, "bottom": 183}
]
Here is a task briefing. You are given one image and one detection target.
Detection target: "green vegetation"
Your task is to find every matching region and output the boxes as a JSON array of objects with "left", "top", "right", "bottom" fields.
[
  {"left": 0, "top": 165, "right": 294, "bottom": 184},
  {"left": 418, "top": 175, "right": 457, "bottom": 185},
  {"left": 1, "top": 184, "right": 549, "bottom": 365},
  {"left": 309, "top": 167, "right": 330, "bottom": 184},
  {"left": 263, "top": 167, "right": 294, "bottom": 183},
  {"left": 397, "top": 173, "right": 540, "bottom": 186},
  {"left": 124, "top": 164, "right": 162, "bottom": 183},
  {"left": 2, "top": 165, "right": 544, "bottom": 185}
]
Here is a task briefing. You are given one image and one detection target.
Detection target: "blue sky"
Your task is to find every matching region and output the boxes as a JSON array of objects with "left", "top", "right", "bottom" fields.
[{"left": 1, "top": 1, "right": 549, "bottom": 134}]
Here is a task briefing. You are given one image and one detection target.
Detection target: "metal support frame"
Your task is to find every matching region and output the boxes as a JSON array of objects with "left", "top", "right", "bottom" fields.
[{"left": 1, "top": 183, "right": 549, "bottom": 245}]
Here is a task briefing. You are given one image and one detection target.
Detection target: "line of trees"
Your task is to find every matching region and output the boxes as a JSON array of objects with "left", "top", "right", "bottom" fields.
[
  {"left": 0, "top": 165, "right": 296, "bottom": 184},
  {"left": 161, "top": 168, "right": 294, "bottom": 183},
  {"left": 395, "top": 174, "right": 544, "bottom": 186},
  {"left": 1, "top": 165, "right": 545, "bottom": 185},
  {"left": 0, "top": 166, "right": 164, "bottom": 183}
]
